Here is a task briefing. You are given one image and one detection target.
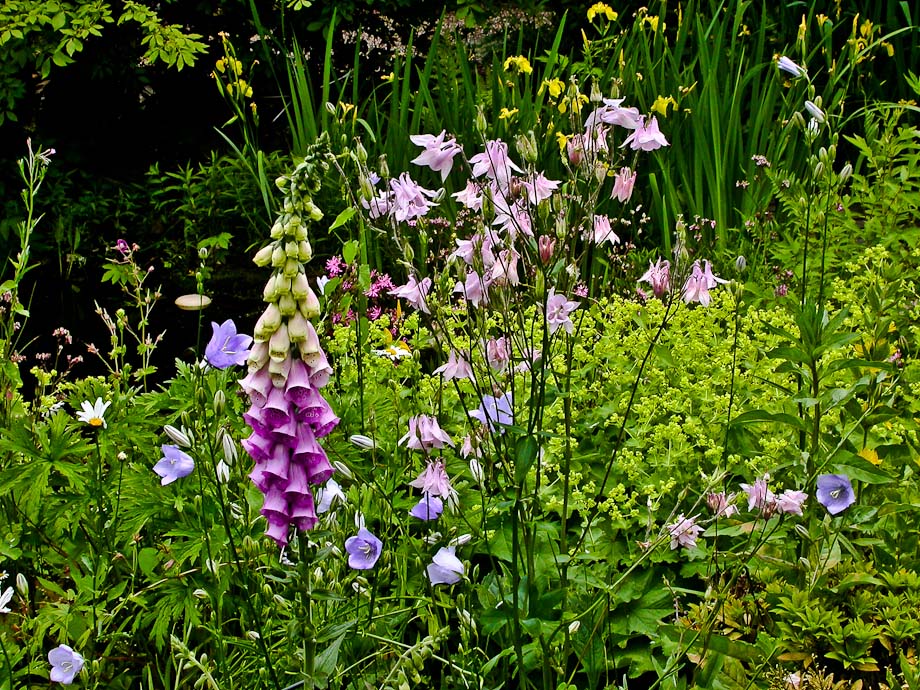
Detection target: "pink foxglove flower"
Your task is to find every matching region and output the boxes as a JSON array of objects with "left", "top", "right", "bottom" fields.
[
  {"left": 410, "top": 130, "right": 462, "bottom": 181},
  {"left": 622, "top": 116, "right": 669, "bottom": 151},
  {"left": 399, "top": 415, "right": 455, "bottom": 452},
  {"left": 545, "top": 288, "right": 580, "bottom": 334},
  {"left": 389, "top": 275, "right": 432, "bottom": 313}
]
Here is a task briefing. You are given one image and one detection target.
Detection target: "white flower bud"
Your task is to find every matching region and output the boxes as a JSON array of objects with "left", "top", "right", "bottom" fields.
[
  {"left": 16, "top": 573, "right": 28, "bottom": 597},
  {"left": 193, "top": 588, "right": 209, "bottom": 599},
  {"left": 216, "top": 460, "right": 230, "bottom": 484},
  {"left": 271, "top": 245, "right": 286, "bottom": 267},
  {"left": 164, "top": 424, "right": 192, "bottom": 448},
  {"left": 449, "top": 534, "right": 472, "bottom": 547},
  {"left": 299, "top": 288, "right": 321, "bottom": 319},
  {"left": 349, "top": 434, "right": 375, "bottom": 449},
  {"left": 221, "top": 432, "right": 237, "bottom": 466},
  {"left": 252, "top": 245, "right": 274, "bottom": 266},
  {"left": 269, "top": 324, "right": 291, "bottom": 361},
  {"left": 270, "top": 220, "right": 284, "bottom": 239},
  {"left": 283, "top": 257, "right": 300, "bottom": 278},
  {"left": 247, "top": 340, "right": 269, "bottom": 370},
  {"left": 278, "top": 292, "right": 297, "bottom": 317},
  {"left": 287, "top": 311, "right": 310, "bottom": 343},
  {"left": 291, "top": 272, "right": 310, "bottom": 300},
  {"left": 298, "top": 240, "right": 312, "bottom": 262},
  {"left": 568, "top": 620, "right": 581, "bottom": 635}
]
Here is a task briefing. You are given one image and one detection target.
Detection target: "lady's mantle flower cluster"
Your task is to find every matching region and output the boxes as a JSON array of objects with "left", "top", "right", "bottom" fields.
[{"left": 242, "top": 146, "right": 339, "bottom": 547}]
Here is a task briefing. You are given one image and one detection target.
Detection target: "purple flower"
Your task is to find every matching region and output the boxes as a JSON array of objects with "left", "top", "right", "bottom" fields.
[
  {"left": 546, "top": 288, "right": 580, "bottom": 334},
  {"left": 409, "top": 494, "right": 444, "bottom": 520},
  {"left": 410, "top": 130, "right": 463, "bottom": 182},
  {"left": 399, "top": 415, "right": 455, "bottom": 452},
  {"left": 344, "top": 528, "right": 383, "bottom": 569},
  {"left": 115, "top": 238, "right": 130, "bottom": 256},
  {"left": 469, "top": 139, "right": 523, "bottom": 189},
  {"left": 49, "top": 644, "right": 84, "bottom": 685},
  {"left": 611, "top": 167, "right": 637, "bottom": 203},
  {"left": 426, "top": 546, "right": 465, "bottom": 585},
  {"left": 706, "top": 492, "right": 738, "bottom": 518},
  {"left": 740, "top": 475, "right": 775, "bottom": 513},
  {"left": 205, "top": 320, "right": 253, "bottom": 369},
  {"left": 469, "top": 392, "right": 514, "bottom": 432},
  {"left": 154, "top": 445, "right": 195, "bottom": 485},
  {"left": 668, "top": 514, "right": 703, "bottom": 550},
  {"left": 816, "top": 474, "right": 855, "bottom": 515},
  {"left": 777, "top": 56, "right": 806, "bottom": 79},
  {"left": 682, "top": 260, "right": 727, "bottom": 307}
]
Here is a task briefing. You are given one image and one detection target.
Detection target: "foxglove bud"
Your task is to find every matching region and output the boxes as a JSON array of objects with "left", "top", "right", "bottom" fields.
[
  {"left": 287, "top": 311, "right": 309, "bottom": 342},
  {"left": 283, "top": 257, "right": 300, "bottom": 278},
  {"left": 294, "top": 224, "right": 309, "bottom": 241},
  {"left": 253, "top": 245, "right": 274, "bottom": 266},
  {"left": 278, "top": 292, "right": 297, "bottom": 317},
  {"left": 254, "top": 303, "right": 282, "bottom": 340},
  {"left": 271, "top": 245, "right": 286, "bottom": 267},
  {"left": 298, "top": 240, "right": 312, "bottom": 262},
  {"left": 268, "top": 353, "right": 292, "bottom": 387},
  {"left": 291, "top": 272, "right": 310, "bottom": 300},
  {"left": 269, "top": 324, "right": 291, "bottom": 361},
  {"left": 270, "top": 220, "right": 285, "bottom": 239},
  {"left": 285, "top": 240, "right": 299, "bottom": 258},
  {"left": 262, "top": 276, "right": 277, "bottom": 302},
  {"left": 247, "top": 341, "right": 269, "bottom": 370}
]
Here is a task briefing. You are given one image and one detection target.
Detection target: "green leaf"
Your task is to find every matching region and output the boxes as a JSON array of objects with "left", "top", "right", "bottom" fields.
[
  {"left": 832, "top": 454, "right": 893, "bottom": 484},
  {"left": 341, "top": 239, "right": 359, "bottom": 265},
  {"left": 50, "top": 11, "right": 66, "bottom": 31},
  {"left": 514, "top": 435, "right": 539, "bottom": 484},
  {"left": 329, "top": 206, "right": 356, "bottom": 231}
]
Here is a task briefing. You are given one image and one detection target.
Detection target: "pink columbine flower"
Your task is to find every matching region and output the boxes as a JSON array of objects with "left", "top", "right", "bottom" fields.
[
  {"left": 486, "top": 336, "right": 511, "bottom": 371},
  {"left": 452, "top": 180, "right": 484, "bottom": 211},
  {"left": 410, "top": 460, "right": 456, "bottom": 502},
  {"left": 389, "top": 172, "right": 440, "bottom": 222},
  {"left": 590, "top": 215, "right": 620, "bottom": 245},
  {"left": 522, "top": 173, "right": 560, "bottom": 205},
  {"left": 640, "top": 258, "right": 671, "bottom": 298},
  {"left": 469, "top": 139, "right": 523, "bottom": 189},
  {"left": 668, "top": 514, "right": 703, "bottom": 550},
  {"left": 740, "top": 475, "right": 775, "bottom": 513},
  {"left": 595, "top": 98, "right": 643, "bottom": 130},
  {"left": 399, "top": 415, "right": 455, "bottom": 452},
  {"left": 706, "top": 492, "right": 739, "bottom": 518},
  {"left": 546, "top": 288, "right": 580, "bottom": 334},
  {"left": 389, "top": 275, "right": 432, "bottom": 313},
  {"left": 622, "top": 116, "right": 669, "bottom": 151},
  {"left": 488, "top": 248, "right": 521, "bottom": 287},
  {"left": 454, "top": 270, "right": 490, "bottom": 308},
  {"left": 682, "top": 260, "right": 727, "bottom": 307},
  {"left": 611, "top": 167, "right": 637, "bottom": 203},
  {"left": 410, "top": 130, "right": 463, "bottom": 182},
  {"left": 433, "top": 350, "right": 474, "bottom": 380},
  {"left": 775, "top": 489, "right": 808, "bottom": 516}
]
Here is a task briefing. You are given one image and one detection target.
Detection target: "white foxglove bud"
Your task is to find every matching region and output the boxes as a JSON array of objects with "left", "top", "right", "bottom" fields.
[
  {"left": 283, "top": 257, "right": 300, "bottom": 278},
  {"left": 268, "top": 353, "right": 292, "bottom": 387},
  {"left": 262, "top": 276, "right": 277, "bottom": 302},
  {"left": 298, "top": 240, "right": 312, "bottom": 262},
  {"left": 269, "top": 324, "right": 291, "bottom": 361},
  {"left": 278, "top": 292, "right": 297, "bottom": 317},
  {"left": 299, "top": 288, "right": 321, "bottom": 319},
  {"left": 271, "top": 245, "right": 286, "bottom": 267},
  {"left": 287, "top": 311, "right": 309, "bottom": 343},
  {"left": 252, "top": 245, "right": 274, "bottom": 266},
  {"left": 285, "top": 240, "right": 299, "bottom": 258},
  {"left": 247, "top": 341, "right": 269, "bottom": 370},
  {"left": 254, "top": 303, "right": 282, "bottom": 340},
  {"left": 291, "top": 272, "right": 310, "bottom": 300},
  {"left": 270, "top": 220, "right": 284, "bottom": 239}
]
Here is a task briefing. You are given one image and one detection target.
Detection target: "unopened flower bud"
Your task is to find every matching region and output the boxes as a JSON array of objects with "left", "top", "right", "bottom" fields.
[
  {"left": 270, "top": 220, "right": 285, "bottom": 239},
  {"left": 278, "top": 292, "right": 297, "bottom": 317},
  {"left": 298, "top": 240, "right": 312, "bottom": 262},
  {"left": 252, "top": 244, "right": 274, "bottom": 266},
  {"left": 333, "top": 460, "right": 354, "bottom": 479},
  {"left": 262, "top": 276, "right": 277, "bottom": 302},
  {"left": 164, "top": 424, "right": 192, "bottom": 448},
  {"left": 538, "top": 235, "right": 555, "bottom": 265},
  {"left": 449, "top": 534, "right": 472, "bottom": 547},
  {"left": 469, "top": 458, "right": 484, "bottom": 484},
  {"left": 215, "top": 459, "right": 230, "bottom": 484},
  {"left": 568, "top": 620, "right": 581, "bottom": 635},
  {"left": 287, "top": 311, "right": 309, "bottom": 343},
  {"left": 589, "top": 79, "right": 603, "bottom": 103},
  {"left": 735, "top": 255, "right": 747, "bottom": 273},
  {"left": 378, "top": 154, "right": 390, "bottom": 179},
  {"left": 269, "top": 324, "right": 291, "bottom": 361},
  {"left": 804, "top": 100, "right": 825, "bottom": 123},
  {"left": 324, "top": 101, "right": 337, "bottom": 115},
  {"left": 16, "top": 573, "right": 28, "bottom": 597},
  {"left": 213, "top": 389, "right": 226, "bottom": 415},
  {"left": 515, "top": 131, "right": 538, "bottom": 164},
  {"left": 285, "top": 240, "right": 299, "bottom": 258},
  {"left": 193, "top": 588, "right": 209, "bottom": 600},
  {"left": 247, "top": 340, "right": 269, "bottom": 370},
  {"left": 359, "top": 174, "right": 375, "bottom": 201},
  {"left": 283, "top": 257, "right": 300, "bottom": 278},
  {"left": 254, "top": 303, "right": 282, "bottom": 339},
  {"left": 475, "top": 106, "right": 488, "bottom": 134},
  {"left": 291, "top": 272, "right": 310, "bottom": 300},
  {"left": 300, "top": 290, "right": 321, "bottom": 320},
  {"left": 349, "top": 434, "right": 375, "bottom": 449},
  {"left": 271, "top": 245, "right": 286, "bottom": 267},
  {"left": 355, "top": 140, "right": 368, "bottom": 163},
  {"left": 839, "top": 162, "right": 852, "bottom": 183}
]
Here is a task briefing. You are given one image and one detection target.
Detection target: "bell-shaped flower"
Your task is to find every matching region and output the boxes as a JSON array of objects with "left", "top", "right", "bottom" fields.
[
  {"left": 399, "top": 415, "right": 455, "bottom": 452},
  {"left": 410, "top": 494, "right": 444, "bottom": 521},
  {"left": 154, "top": 445, "right": 195, "bottom": 485},
  {"left": 205, "top": 319, "right": 253, "bottom": 369},
  {"left": 469, "top": 392, "right": 514, "bottom": 432},
  {"left": 345, "top": 528, "right": 383, "bottom": 570},
  {"left": 426, "top": 546, "right": 465, "bottom": 585}
]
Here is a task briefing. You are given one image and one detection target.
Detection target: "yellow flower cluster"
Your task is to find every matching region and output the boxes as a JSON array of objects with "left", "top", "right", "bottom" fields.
[
  {"left": 503, "top": 55, "right": 533, "bottom": 75},
  {"left": 587, "top": 2, "right": 617, "bottom": 22}
]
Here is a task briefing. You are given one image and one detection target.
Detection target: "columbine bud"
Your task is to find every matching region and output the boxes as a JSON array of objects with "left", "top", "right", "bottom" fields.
[
  {"left": 355, "top": 140, "right": 368, "bottom": 163},
  {"left": 252, "top": 244, "right": 274, "bottom": 267},
  {"left": 359, "top": 174, "right": 375, "bottom": 201},
  {"left": 378, "top": 154, "right": 390, "bottom": 179},
  {"left": 538, "top": 235, "right": 555, "bottom": 265},
  {"left": 515, "top": 131, "right": 538, "bottom": 164},
  {"left": 475, "top": 105, "right": 488, "bottom": 134},
  {"left": 164, "top": 424, "right": 192, "bottom": 448},
  {"left": 589, "top": 79, "right": 603, "bottom": 103}
]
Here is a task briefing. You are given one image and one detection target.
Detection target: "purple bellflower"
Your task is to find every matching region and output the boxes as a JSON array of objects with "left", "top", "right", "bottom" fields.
[
  {"left": 426, "top": 546, "right": 465, "bottom": 585},
  {"left": 205, "top": 319, "right": 253, "bottom": 369},
  {"left": 409, "top": 494, "right": 444, "bottom": 521},
  {"left": 816, "top": 474, "right": 855, "bottom": 515},
  {"left": 344, "top": 528, "right": 383, "bottom": 569},
  {"left": 154, "top": 445, "right": 195, "bottom": 485},
  {"left": 48, "top": 644, "right": 84, "bottom": 685},
  {"left": 469, "top": 392, "right": 514, "bottom": 432}
]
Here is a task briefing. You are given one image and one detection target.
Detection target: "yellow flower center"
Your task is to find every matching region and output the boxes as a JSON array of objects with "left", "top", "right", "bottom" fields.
[{"left": 89, "top": 417, "right": 104, "bottom": 427}]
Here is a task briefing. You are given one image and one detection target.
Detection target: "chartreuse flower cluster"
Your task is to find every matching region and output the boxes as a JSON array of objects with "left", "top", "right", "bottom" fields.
[{"left": 241, "top": 139, "right": 339, "bottom": 547}]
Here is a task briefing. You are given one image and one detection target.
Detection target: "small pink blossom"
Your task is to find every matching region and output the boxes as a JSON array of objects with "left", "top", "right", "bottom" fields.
[
  {"left": 488, "top": 248, "right": 521, "bottom": 287},
  {"left": 682, "top": 260, "right": 727, "bottom": 307},
  {"left": 596, "top": 98, "right": 643, "bottom": 129},
  {"left": 590, "top": 214, "right": 620, "bottom": 245},
  {"left": 775, "top": 489, "right": 808, "bottom": 516},
  {"left": 706, "top": 492, "right": 738, "bottom": 518},
  {"left": 668, "top": 514, "right": 703, "bottom": 550},
  {"left": 469, "top": 139, "right": 523, "bottom": 189},
  {"left": 452, "top": 180, "right": 484, "bottom": 211},
  {"left": 639, "top": 259, "right": 670, "bottom": 298},
  {"left": 486, "top": 336, "right": 511, "bottom": 371},
  {"left": 740, "top": 475, "right": 775, "bottom": 514},
  {"left": 522, "top": 173, "right": 560, "bottom": 205},
  {"left": 433, "top": 350, "right": 474, "bottom": 380},
  {"left": 410, "top": 461, "right": 457, "bottom": 504},
  {"left": 454, "top": 270, "right": 490, "bottom": 308},
  {"left": 546, "top": 288, "right": 579, "bottom": 334}
]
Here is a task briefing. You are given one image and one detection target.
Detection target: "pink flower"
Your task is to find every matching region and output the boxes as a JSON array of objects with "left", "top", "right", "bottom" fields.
[
  {"left": 469, "top": 139, "right": 523, "bottom": 189},
  {"left": 389, "top": 275, "right": 432, "bottom": 313},
  {"left": 546, "top": 288, "right": 579, "bottom": 334},
  {"left": 622, "top": 116, "right": 669, "bottom": 151},
  {"left": 682, "top": 260, "right": 727, "bottom": 307},
  {"left": 433, "top": 350, "right": 474, "bottom": 380},
  {"left": 775, "top": 489, "right": 808, "bottom": 516},
  {"left": 640, "top": 258, "right": 670, "bottom": 298},
  {"left": 389, "top": 173, "right": 440, "bottom": 222},
  {"left": 590, "top": 215, "right": 620, "bottom": 245},
  {"left": 706, "top": 492, "right": 738, "bottom": 518},
  {"left": 454, "top": 270, "right": 490, "bottom": 308},
  {"left": 596, "top": 98, "right": 643, "bottom": 129},
  {"left": 740, "top": 475, "right": 775, "bottom": 514},
  {"left": 488, "top": 248, "right": 521, "bottom": 287},
  {"left": 538, "top": 235, "right": 555, "bottom": 264},
  {"left": 452, "top": 180, "right": 484, "bottom": 211},
  {"left": 611, "top": 167, "right": 637, "bottom": 203},
  {"left": 486, "top": 336, "right": 510, "bottom": 371},
  {"left": 522, "top": 173, "right": 560, "bottom": 204},
  {"left": 668, "top": 514, "right": 703, "bottom": 550},
  {"left": 410, "top": 130, "right": 462, "bottom": 181},
  {"left": 399, "top": 414, "right": 455, "bottom": 452},
  {"left": 409, "top": 460, "right": 456, "bottom": 501}
]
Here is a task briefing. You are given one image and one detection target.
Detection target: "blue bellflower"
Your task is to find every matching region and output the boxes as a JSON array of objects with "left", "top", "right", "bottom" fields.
[{"left": 816, "top": 474, "right": 855, "bottom": 515}]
